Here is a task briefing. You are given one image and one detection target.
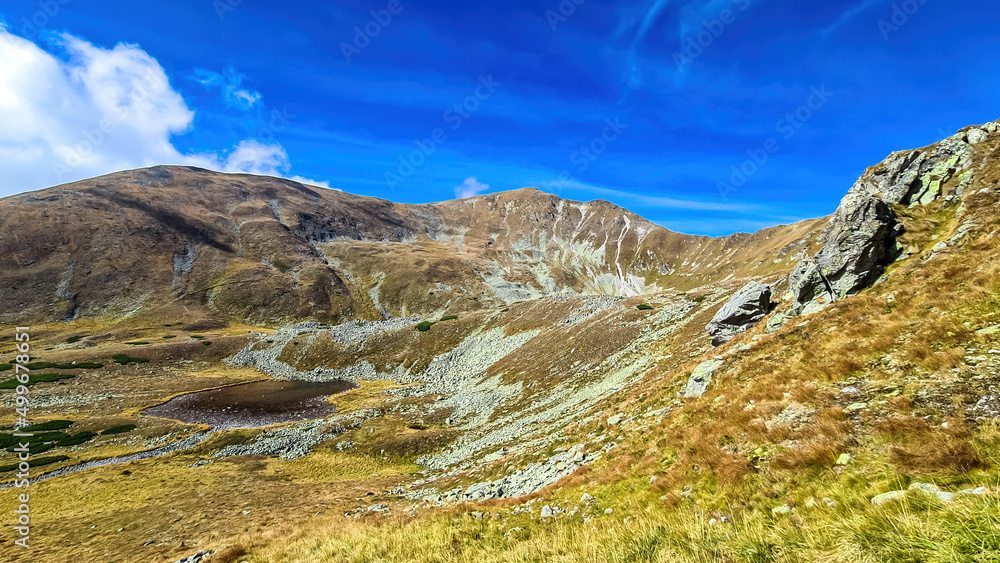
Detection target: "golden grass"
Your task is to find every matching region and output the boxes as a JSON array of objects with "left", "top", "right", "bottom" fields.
[{"left": 232, "top": 485, "right": 1000, "bottom": 563}]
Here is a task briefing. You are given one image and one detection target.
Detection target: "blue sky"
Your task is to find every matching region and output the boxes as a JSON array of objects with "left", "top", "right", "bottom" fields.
[{"left": 1, "top": 0, "right": 998, "bottom": 235}]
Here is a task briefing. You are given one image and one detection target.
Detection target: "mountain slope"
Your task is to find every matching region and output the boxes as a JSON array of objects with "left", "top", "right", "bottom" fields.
[{"left": 0, "top": 166, "right": 823, "bottom": 324}]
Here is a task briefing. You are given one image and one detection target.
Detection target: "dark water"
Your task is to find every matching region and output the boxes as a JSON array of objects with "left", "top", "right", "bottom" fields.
[{"left": 143, "top": 379, "right": 357, "bottom": 429}]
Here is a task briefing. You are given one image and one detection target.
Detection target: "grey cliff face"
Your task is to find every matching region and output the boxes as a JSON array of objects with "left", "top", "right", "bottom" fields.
[{"left": 787, "top": 122, "right": 996, "bottom": 316}]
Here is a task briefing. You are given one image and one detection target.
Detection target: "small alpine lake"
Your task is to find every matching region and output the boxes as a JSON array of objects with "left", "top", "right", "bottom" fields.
[{"left": 142, "top": 379, "right": 357, "bottom": 429}]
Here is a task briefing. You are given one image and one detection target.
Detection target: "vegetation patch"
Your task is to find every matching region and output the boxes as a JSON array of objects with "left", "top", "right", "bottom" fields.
[
  {"left": 23, "top": 361, "right": 101, "bottom": 370},
  {"left": 16, "top": 420, "right": 73, "bottom": 432},
  {"left": 0, "top": 455, "right": 70, "bottom": 473},
  {"left": 637, "top": 304, "right": 654, "bottom": 310},
  {"left": 0, "top": 372, "right": 75, "bottom": 389},
  {"left": 65, "top": 335, "right": 83, "bottom": 344},
  {"left": 124, "top": 341, "right": 149, "bottom": 346},
  {"left": 416, "top": 321, "right": 436, "bottom": 332},
  {"left": 440, "top": 315, "right": 459, "bottom": 321},
  {"left": 100, "top": 424, "right": 137, "bottom": 435},
  {"left": 162, "top": 335, "right": 177, "bottom": 339},
  {"left": 190, "top": 335, "right": 206, "bottom": 340},
  {"left": 1, "top": 430, "right": 98, "bottom": 454},
  {"left": 112, "top": 354, "right": 149, "bottom": 365}
]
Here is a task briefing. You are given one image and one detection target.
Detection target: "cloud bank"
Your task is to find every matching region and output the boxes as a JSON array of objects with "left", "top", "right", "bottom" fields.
[{"left": 0, "top": 25, "right": 326, "bottom": 197}]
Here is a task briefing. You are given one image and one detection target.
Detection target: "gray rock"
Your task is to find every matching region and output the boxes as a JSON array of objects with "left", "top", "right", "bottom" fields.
[
  {"left": 540, "top": 505, "right": 553, "bottom": 518},
  {"left": 958, "top": 486, "right": 989, "bottom": 496},
  {"left": 871, "top": 490, "right": 908, "bottom": 506},
  {"left": 908, "top": 483, "right": 962, "bottom": 503},
  {"left": 789, "top": 195, "right": 900, "bottom": 315},
  {"left": 683, "top": 359, "right": 724, "bottom": 398},
  {"left": 705, "top": 282, "right": 772, "bottom": 346},
  {"left": 464, "top": 482, "right": 492, "bottom": 501},
  {"left": 788, "top": 132, "right": 977, "bottom": 316},
  {"left": 765, "top": 310, "right": 792, "bottom": 333},
  {"left": 967, "top": 128, "right": 989, "bottom": 144}
]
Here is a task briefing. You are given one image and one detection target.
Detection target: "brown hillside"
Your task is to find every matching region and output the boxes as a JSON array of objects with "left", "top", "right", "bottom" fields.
[{"left": 0, "top": 166, "right": 824, "bottom": 324}]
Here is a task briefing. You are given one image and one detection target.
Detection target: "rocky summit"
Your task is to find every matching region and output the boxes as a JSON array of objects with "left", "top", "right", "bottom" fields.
[{"left": 3, "top": 120, "right": 1000, "bottom": 563}]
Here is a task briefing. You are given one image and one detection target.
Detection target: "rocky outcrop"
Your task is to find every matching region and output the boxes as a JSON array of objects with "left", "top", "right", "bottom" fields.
[
  {"left": 789, "top": 195, "right": 900, "bottom": 315},
  {"left": 683, "top": 359, "right": 724, "bottom": 398},
  {"left": 846, "top": 125, "right": 993, "bottom": 206},
  {"left": 788, "top": 122, "right": 996, "bottom": 315},
  {"left": 705, "top": 282, "right": 771, "bottom": 346}
]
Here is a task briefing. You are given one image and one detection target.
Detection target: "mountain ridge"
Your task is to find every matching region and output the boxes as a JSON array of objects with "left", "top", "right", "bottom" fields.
[{"left": 0, "top": 165, "right": 824, "bottom": 324}]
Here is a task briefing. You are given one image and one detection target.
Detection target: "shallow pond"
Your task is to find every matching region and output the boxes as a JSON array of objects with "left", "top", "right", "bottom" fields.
[{"left": 142, "top": 379, "right": 356, "bottom": 429}]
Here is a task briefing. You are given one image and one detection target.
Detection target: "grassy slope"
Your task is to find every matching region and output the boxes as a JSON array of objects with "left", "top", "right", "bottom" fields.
[{"left": 219, "top": 139, "right": 1000, "bottom": 561}]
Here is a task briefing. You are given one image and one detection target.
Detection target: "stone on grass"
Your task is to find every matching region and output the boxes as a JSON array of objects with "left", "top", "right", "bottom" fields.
[
  {"left": 683, "top": 359, "right": 724, "bottom": 398},
  {"left": 871, "top": 490, "right": 908, "bottom": 506},
  {"left": 705, "top": 282, "right": 772, "bottom": 346}
]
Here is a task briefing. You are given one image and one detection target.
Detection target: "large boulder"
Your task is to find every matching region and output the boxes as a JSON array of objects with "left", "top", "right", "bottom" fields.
[
  {"left": 789, "top": 195, "right": 900, "bottom": 315},
  {"left": 705, "top": 282, "right": 772, "bottom": 346}
]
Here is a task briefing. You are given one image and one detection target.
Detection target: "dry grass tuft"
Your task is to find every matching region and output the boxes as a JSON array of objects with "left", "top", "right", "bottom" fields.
[{"left": 208, "top": 545, "right": 248, "bottom": 562}]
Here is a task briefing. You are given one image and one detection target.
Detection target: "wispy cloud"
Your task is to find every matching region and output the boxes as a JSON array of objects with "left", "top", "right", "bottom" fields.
[
  {"left": 819, "top": 0, "right": 887, "bottom": 35},
  {"left": 536, "top": 178, "right": 764, "bottom": 213},
  {"left": 620, "top": 0, "right": 675, "bottom": 89},
  {"left": 190, "top": 66, "right": 262, "bottom": 110},
  {"left": 455, "top": 177, "right": 490, "bottom": 199}
]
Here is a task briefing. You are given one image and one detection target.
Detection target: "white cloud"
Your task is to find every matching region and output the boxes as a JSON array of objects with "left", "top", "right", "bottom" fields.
[
  {"left": 454, "top": 177, "right": 490, "bottom": 199},
  {"left": 215, "top": 140, "right": 330, "bottom": 188},
  {"left": 0, "top": 26, "right": 326, "bottom": 197},
  {"left": 190, "top": 66, "right": 262, "bottom": 110},
  {"left": 536, "top": 178, "right": 763, "bottom": 213}
]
